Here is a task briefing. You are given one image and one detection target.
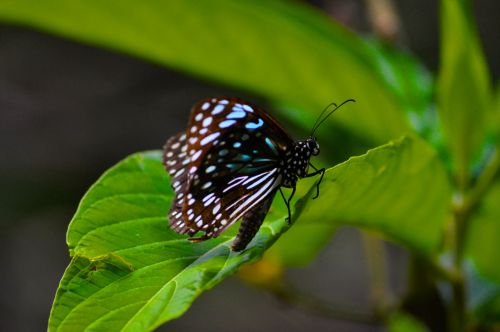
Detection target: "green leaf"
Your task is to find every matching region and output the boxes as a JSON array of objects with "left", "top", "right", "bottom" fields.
[
  {"left": 466, "top": 180, "right": 500, "bottom": 322},
  {"left": 467, "top": 181, "right": 500, "bottom": 283},
  {"left": 387, "top": 312, "right": 430, "bottom": 332},
  {"left": 269, "top": 135, "right": 451, "bottom": 265},
  {"left": 466, "top": 263, "right": 500, "bottom": 325},
  {"left": 266, "top": 191, "right": 337, "bottom": 266},
  {"left": 49, "top": 151, "right": 289, "bottom": 331},
  {"left": 495, "top": 84, "right": 500, "bottom": 146},
  {"left": 50, "top": 135, "right": 451, "bottom": 328},
  {"left": 437, "top": 0, "right": 493, "bottom": 187},
  {"left": 0, "top": 0, "right": 413, "bottom": 143}
]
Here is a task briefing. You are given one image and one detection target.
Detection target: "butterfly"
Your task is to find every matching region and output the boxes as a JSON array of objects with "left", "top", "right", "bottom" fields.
[{"left": 163, "top": 97, "right": 354, "bottom": 251}]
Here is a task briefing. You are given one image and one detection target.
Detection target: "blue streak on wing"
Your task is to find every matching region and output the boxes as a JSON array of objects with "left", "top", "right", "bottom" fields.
[
  {"left": 245, "top": 118, "right": 264, "bottom": 129},
  {"left": 265, "top": 137, "right": 278, "bottom": 155}
]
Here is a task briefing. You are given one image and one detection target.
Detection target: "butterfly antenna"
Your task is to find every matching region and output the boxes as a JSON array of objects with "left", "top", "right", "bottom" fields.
[
  {"left": 310, "top": 102, "right": 337, "bottom": 136},
  {"left": 310, "top": 99, "right": 356, "bottom": 136}
]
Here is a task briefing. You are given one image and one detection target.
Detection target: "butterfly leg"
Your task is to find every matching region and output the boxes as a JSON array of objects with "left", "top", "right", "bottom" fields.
[
  {"left": 305, "top": 163, "right": 325, "bottom": 199},
  {"left": 280, "top": 186, "right": 296, "bottom": 224}
]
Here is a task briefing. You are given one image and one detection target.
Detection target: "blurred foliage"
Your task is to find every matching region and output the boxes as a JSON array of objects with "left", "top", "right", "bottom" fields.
[
  {"left": 388, "top": 312, "right": 430, "bottom": 332},
  {"left": 0, "top": 0, "right": 417, "bottom": 145},
  {"left": 467, "top": 181, "right": 500, "bottom": 283},
  {"left": 437, "top": 0, "right": 493, "bottom": 188},
  {"left": 0, "top": 0, "right": 498, "bottom": 331}
]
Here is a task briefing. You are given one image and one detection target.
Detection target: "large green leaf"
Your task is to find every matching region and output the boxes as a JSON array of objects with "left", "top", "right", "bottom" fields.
[
  {"left": 0, "top": 0, "right": 413, "bottom": 143},
  {"left": 269, "top": 135, "right": 451, "bottom": 265},
  {"left": 437, "top": 0, "right": 493, "bottom": 186},
  {"left": 49, "top": 151, "right": 289, "bottom": 331},
  {"left": 50, "top": 135, "right": 451, "bottom": 330}
]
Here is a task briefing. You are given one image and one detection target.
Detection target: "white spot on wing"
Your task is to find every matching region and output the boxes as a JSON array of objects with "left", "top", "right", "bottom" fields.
[
  {"left": 201, "top": 181, "right": 212, "bottom": 190},
  {"left": 212, "top": 203, "right": 221, "bottom": 215},
  {"left": 191, "top": 150, "right": 202, "bottom": 162},
  {"left": 203, "top": 117, "right": 213, "bottom": 127},
  {"left": 212, "top": 104, "right": 225, "bottom": 115},
  {"left": 243, "top": 104, "right": 254, "bottom": 112},
  {"left": 174, "top": 168, "right": 184, "bottom": 178},
  {"left": 219, "top": 120, "right": 236, "bottom": 128},
  {"left": 200, "top": 132, "right": 220, "bottom": 146}
]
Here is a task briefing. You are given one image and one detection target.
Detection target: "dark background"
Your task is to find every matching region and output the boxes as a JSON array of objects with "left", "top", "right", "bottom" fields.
[{"left": 0, "top": 1, "right": 498, "bottom": 331}]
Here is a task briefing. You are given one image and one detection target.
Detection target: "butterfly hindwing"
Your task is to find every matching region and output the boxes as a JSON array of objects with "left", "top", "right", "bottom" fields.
[{"left": 163, "top": 132, "right": 195, "bottom": 235}]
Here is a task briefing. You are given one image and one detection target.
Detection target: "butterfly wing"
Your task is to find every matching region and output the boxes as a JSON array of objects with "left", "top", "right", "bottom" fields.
[
  {"left": 163, "top": 132, "right": 198, "bottom": 235},
  {"left": 164, "top": 97, "right": 293, "bottom": 239},
  {"left": 231, "top": 190, "right": 278, "bottom": 251}
]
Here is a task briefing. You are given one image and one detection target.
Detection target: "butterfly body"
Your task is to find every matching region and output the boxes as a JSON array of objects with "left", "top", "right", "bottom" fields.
[
  {"left": 163, "top": 97, "right": 325, "bottom": 251},
  {"left": 281, "top": 138, "right": 320, "bottom": 188}
]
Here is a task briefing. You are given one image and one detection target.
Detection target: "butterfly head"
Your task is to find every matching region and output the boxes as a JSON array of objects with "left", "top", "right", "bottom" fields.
[{"left": 306, "top": 136, "right": 320, "bottom": 156}]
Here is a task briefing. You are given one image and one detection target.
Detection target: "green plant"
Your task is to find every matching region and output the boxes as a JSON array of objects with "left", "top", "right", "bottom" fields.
[{"left": 1, "top": 1, "right": 498, "bottom": 331}]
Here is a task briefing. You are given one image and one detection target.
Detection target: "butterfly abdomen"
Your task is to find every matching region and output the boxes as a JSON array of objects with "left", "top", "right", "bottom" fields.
[{"left": 232, "top": 190, "right": 277, "bottom": 251}]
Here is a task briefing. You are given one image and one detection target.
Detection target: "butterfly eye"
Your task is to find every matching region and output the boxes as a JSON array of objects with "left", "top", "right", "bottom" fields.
[
  {"left": 312, "top": 146, "right": 320, "bottom": 156},
  {"left": 309, "top": 140, "right": 320, "bottom": 155}
]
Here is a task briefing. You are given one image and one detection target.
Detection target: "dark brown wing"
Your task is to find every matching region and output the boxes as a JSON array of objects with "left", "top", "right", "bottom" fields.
[
  {"left": 163, "top": 132, "right": 196, "bottom": 235},
  {"left": 164, "top": 97, "right": 293, "bottom": 239}
]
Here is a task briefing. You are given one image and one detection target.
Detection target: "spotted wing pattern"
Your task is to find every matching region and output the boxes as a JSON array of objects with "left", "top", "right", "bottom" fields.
[
  {"left": 163, "top": 132, "right": 197, "bottom": 235},
  {"left": 163, "top": 97, "right": 293, "bottom": 241}
]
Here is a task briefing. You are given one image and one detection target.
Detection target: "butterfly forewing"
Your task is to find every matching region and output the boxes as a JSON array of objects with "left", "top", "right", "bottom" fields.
[{"left": 165, "top": 97, "right": 293, "bottom": 239}]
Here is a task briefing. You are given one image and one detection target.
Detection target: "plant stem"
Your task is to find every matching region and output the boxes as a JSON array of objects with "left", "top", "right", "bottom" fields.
[
  {"left": 361, "top": 232, "right": 392, "bottom": 313},
  {"left": 448, "top": 149, "right": 499, "bottom": 331},
  {"left": 464, "top": 149, "right": 499, "bottom": 212},
  {"left": 450, "top": 201, "right": 467, "bottom": 332}
]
